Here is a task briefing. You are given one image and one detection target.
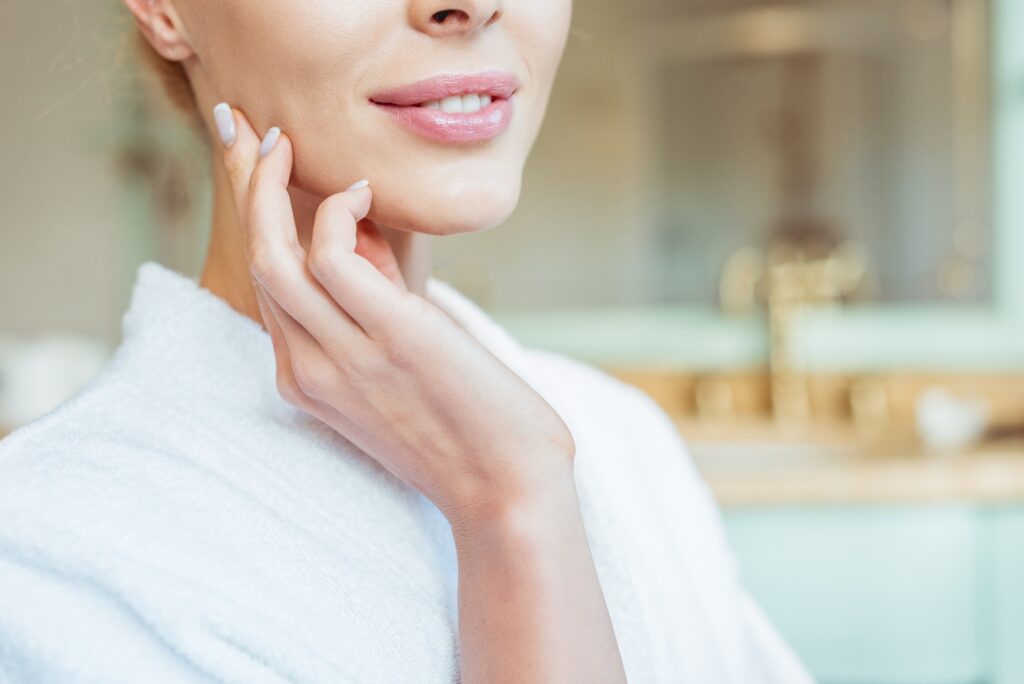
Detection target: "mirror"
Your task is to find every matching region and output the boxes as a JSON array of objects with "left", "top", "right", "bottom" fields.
[{"left": 435, "top": 0, "right": 993, "bottom": 311}]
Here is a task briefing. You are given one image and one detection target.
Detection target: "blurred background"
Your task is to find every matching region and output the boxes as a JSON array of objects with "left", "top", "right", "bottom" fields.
[{"left": 3, "top": 1, "right": 1024, "bottom": 682}]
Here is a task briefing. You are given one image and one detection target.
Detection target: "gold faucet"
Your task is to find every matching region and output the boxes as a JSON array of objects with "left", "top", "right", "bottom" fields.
[{"left": 718, "top": 240, "right": 867, "bottom": 426}]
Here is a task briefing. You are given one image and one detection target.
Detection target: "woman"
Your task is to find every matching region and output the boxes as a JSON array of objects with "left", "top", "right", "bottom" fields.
[{"left": 0, "top": 0, "right": 811, "bottom": 682}]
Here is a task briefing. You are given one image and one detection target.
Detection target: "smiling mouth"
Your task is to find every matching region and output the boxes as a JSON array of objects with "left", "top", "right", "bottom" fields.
[
  {"left": 368, "top": 71, "right": 520, "bottom": 144},
  {"left": 371, "top": 90, "right": 508, "bottom": 117},
  {"left": 400, "top": 92, "right": 497, "bottom": 114}
]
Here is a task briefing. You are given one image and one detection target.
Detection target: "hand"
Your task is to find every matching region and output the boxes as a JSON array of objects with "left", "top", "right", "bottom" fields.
[{"left": 214, "top": 105, "right": 577, "bottom": 526}]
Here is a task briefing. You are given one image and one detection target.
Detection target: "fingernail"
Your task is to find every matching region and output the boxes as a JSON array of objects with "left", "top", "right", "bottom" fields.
[
  {"left": 213, "top": 102, "right": 236, "bottom": 147},
  {"left": 259, "top": 126, "right": 281, "bottom": 159},
  {"left": 345, "top": 179, "right": 370, "bottom": 192}
]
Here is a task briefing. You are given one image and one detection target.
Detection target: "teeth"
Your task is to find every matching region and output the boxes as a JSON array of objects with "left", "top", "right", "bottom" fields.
[
  {"left": 440, "top": 95, "right": 463, "bottom": 113},
  {"left": 421, "top": 93, "right": 494, "bottom": 113}
]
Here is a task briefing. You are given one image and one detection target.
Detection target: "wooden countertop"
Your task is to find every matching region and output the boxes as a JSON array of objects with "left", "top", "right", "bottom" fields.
[{"left": 686, "top": 426, "right": 1024, "bottom": 506}]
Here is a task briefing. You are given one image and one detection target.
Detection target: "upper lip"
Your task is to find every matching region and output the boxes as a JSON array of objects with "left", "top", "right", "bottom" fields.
[{"left": 369, "top": 70, "right": 520, "bottom": 107}]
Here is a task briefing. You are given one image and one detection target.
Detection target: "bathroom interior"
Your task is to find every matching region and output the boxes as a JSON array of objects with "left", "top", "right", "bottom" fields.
[{"left": 2, "top": 0, "right": 1023, "bottom": 682}]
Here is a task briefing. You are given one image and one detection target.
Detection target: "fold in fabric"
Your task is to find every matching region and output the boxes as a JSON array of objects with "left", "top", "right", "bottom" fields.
[{"left": 0, "top": 261, "right": 812, "bottom": 683}]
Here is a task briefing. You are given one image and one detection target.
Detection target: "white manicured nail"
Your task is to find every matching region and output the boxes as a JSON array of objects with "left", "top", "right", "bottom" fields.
[
  {"left": 259, "top": 126, "right": 281, "bottom": 158},
  {"left": 345, "top": 179, "right": 370, "bottom": 192},
  {"left": 213, "top": 103, "right": 236, "bottom": 147}
]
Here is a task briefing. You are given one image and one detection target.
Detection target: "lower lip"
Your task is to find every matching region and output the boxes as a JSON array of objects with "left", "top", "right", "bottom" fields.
[{"left": 372, "top": 97, "right": 514, "bottom": 144}]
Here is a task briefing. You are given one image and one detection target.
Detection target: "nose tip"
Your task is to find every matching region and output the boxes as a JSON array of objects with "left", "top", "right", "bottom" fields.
[{"left": 410, "top": 1, "right": 502, "bottom": 37}]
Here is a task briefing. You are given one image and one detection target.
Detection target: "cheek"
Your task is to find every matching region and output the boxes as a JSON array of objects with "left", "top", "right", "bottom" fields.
[
  {"left": 507, "top": 0, "right": 573, "bottom": 146},
  {"left": 200, "top": 1, "right": 378, "bottom": 131},
  {"left": 519, "top": 0, "right": 573, "bottom": 80}
]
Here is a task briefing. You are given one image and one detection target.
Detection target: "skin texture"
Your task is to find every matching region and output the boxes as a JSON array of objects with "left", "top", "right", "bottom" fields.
[
  {"left": 123, "top": 0, "right": 627, "bottom": 681},
  {"left": 144, "top": 0, "right": 570, "bottom": 236}
]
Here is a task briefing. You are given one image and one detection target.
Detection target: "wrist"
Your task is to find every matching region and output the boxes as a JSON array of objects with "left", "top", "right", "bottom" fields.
[{"left": 444, "top": 462, "right": 580, "bottom": 546}]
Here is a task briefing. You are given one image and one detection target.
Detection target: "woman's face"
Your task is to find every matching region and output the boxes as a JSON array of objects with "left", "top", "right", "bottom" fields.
[{"left": 177, "top": 0, "right": 572, "bottom": 235}]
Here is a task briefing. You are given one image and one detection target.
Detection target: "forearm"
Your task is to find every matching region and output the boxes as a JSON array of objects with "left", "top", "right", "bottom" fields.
[{"left": 450, "top": 471, "right": 627, "bottom": 684}]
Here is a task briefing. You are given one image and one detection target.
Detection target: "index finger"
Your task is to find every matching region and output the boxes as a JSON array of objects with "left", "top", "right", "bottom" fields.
[
  {"left": 212, "top": 104, "right": 368, "bottom": 344},
  {"left": 212, "top": 102, "right": 262, "bottom": 228}
]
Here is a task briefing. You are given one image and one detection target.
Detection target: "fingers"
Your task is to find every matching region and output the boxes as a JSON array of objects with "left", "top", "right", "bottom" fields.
[
  {"left": 246, "top": 127, "right": 366, "bottom": 341},
  {"left": 215, "top": 103, "right": 262, "bottom": 227},
  {"left": 218, "top": 105, "right": 302, "bottom": 264},
  {"left": 212, "top": 102, "right": 366, "bottom": 347},
  {"left": 213, "top": 103, "right": 414, "bottom": 354},
  {"left": 256, "top": 277, "right": 370, "bottom": 445},
  {"left": 308, "top": 183, "right": 414, "bottom": 341},
  {"left": 246, "top": 130, "right": 304, "bottom": 265},
  {"left": 257, "top": 277, "right": 371, "bottom": 427},
  {"left": 253, "top": 281, "right": 304, "bottom": 407},
  {"left": 256, "top": 281, "right": 329, "bottom": 401}
]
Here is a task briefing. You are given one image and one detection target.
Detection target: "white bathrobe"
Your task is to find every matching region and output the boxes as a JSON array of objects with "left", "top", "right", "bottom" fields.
[{"left": 0, "top": 261, "right": 812, "bottom": 683}]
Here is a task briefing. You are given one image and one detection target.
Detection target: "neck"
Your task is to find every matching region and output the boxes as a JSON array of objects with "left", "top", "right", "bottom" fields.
[{"left": 199, "top": 152, "right": 433, "bottom": 329}]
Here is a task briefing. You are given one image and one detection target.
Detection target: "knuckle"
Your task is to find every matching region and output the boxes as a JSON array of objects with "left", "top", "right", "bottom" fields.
[
  {"left": 275, "top": 370, "right": 305, "bottom": 407},
  {"left": 247, "top": 163, "right": 267, "bottom": 194},
  {"left": 380, "top": 329, "right": 416, "bottom": 370},
  {"left": 223, "top": 153, "right": 250, "bottom": 187},
  {"left": 307, "top": 246, "right": 344, "bottom": 284},
  {"left": 291, "top": 357, "right": 327, "bottom": 399},
  {"left": 248, "top": 243, "right": 275, "bottom": 285}
]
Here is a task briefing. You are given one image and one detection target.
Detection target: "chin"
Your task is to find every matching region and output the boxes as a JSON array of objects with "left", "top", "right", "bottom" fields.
[
  {"left": 372, "top": 173, "right": 522, "bottom": 236},
  {"left": 292, "top": 159, "right": 523, "bottom": 236}
]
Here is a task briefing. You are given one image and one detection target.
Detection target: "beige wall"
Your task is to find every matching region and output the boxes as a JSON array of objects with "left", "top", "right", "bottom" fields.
[{"left": 0, "top": 2, "right": 135, "bottom": 346}]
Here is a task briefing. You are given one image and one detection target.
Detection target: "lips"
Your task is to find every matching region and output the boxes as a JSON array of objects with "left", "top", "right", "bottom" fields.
[{"left": 369, "top": 70, "right": 520, "bottom": 144}]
